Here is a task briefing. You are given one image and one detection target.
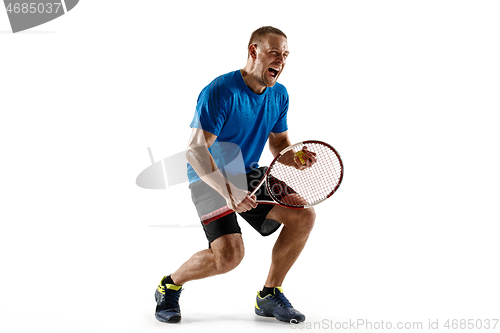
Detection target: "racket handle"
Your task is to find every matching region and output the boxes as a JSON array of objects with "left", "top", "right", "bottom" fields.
[{"left": 201, "top": 205, "right": 233, "bottom": 225}]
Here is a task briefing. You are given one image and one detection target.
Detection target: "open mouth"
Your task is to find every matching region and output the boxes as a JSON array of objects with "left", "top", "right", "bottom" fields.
[{"left": 268, "top": 66, "right": 279, "bottom": 79}]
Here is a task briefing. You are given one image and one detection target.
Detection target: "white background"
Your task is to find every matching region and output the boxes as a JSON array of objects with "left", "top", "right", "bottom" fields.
[{"left": 1, "top": 1, "right": 499, "bottom": 332}]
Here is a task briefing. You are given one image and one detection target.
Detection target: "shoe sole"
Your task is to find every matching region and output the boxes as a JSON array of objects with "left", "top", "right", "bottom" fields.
[
  {"left": 155, "top": 313, "right": 181, "bottom": 323},
  {"left": 255, "top": 308, "right": 305, "bottom": 323}
]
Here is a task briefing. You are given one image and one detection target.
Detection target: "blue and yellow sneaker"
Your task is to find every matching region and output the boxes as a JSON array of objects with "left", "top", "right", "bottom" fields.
[
  {"left": 154, "top": 276, "right": 182, "bottom": 323},
  {"left": 255, "top": 287, "right": 306, "bottom": 323}
]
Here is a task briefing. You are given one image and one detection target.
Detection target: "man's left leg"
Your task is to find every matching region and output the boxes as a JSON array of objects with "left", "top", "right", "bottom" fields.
[
  {"left": 264, "top": 206, "right": 315, "bottom": 287},
  {"left": 254, "top": 206, "right": 315, "bottom": 323}
]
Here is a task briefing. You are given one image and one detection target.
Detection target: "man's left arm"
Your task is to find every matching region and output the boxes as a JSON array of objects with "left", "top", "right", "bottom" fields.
[
  {"left": 268, "top": 131, "right": 316, "bottom": 169},
  {"left": 269, "top": 131, "right": 292, "bottom": 158}
]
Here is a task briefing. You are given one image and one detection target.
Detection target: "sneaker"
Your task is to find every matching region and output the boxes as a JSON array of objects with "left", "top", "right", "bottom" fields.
[
  {"left": 154, "top": 276, "right": 182, "bottom": 323},
  {"left": 255, "top": 287, "right": 306, "bottom": 323}
]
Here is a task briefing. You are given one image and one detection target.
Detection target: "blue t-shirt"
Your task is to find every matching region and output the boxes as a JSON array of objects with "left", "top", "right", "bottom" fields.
[{"left": 187, "top": 70, "right": 289, "bottom": 184}]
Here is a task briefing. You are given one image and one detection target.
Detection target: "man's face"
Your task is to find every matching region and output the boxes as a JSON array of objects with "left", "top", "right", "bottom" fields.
[{"left": 253, "top": 34, "right": 289, "bottom": 88}]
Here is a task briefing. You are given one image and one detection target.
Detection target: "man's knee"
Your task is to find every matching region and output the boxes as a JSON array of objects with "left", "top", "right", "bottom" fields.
[
  {"left": 301, "top": 207, "right": 316, "bottom": 231},
  {"left": 273, "top": 207, "right": 316, "bottom": 231},
  {"left": 211, "top": 233, "right": 245, "bottom": 274}
]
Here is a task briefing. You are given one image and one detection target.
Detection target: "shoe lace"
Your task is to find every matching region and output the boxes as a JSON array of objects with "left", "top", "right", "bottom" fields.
[
  {"left": 160, "top": 287, "right": 181, "bottom": 310},
  {"left": 273, "top": 292, "right": 292, "bottom": 308}
]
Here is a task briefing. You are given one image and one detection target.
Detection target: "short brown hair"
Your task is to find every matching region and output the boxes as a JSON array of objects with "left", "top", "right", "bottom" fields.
[{"left": 248, "top": 26, "right": 287, "bottom": 47}]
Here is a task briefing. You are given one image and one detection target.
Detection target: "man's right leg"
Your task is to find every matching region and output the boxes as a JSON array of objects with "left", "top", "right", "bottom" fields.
[
  {"left": 155, "top": 233, "right": 244, "bottom": 323},
  {"left": 171, "top": 233, "right": 245, "bottom": 285},
  {"left": 156, "top": 179, "right": 245, "bottom": 323}
]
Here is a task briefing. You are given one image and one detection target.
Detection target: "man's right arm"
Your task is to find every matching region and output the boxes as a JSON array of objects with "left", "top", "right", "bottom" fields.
[{"left": 186, "top": 128, "right": 257, "bottom": 213}]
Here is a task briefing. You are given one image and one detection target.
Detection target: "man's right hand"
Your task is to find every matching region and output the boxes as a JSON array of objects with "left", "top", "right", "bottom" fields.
[{"left": 226, "top": 187, "right": 258, "bottom": 213}]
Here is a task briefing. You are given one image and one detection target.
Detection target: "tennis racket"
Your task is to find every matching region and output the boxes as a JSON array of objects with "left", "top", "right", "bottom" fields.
[{"left": 201, "top": 140, "right": 343, "bottom": 225}]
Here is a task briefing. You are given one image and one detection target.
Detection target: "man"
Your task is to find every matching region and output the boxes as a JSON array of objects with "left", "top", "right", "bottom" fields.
[{"left": 154, "top": 26, "right": 316, "bottom": 324}]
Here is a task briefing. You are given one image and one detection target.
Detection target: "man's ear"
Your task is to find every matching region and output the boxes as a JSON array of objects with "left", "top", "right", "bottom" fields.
[{"left": 248, "top": 44, "right": 258, "bottom": 60}]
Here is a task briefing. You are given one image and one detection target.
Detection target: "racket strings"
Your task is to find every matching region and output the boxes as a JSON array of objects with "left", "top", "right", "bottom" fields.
[{"left": 268, "top": 142, "right": 343, "bottom": 207}]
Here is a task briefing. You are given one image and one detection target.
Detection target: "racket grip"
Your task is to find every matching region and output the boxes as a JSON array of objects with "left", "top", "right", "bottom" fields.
[{"left": 201, "top": 205, "right": 233, "bottom": 225}]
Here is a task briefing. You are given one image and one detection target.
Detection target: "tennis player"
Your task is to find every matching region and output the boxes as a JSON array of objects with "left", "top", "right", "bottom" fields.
[{"left": 155, "top": 26, "right": 316, "bottom": 324}]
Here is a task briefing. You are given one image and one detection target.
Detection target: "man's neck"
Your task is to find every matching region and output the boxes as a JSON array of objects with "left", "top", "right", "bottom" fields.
[{"left": 240, "top": 68, "right": 266, "bottom": 95}]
